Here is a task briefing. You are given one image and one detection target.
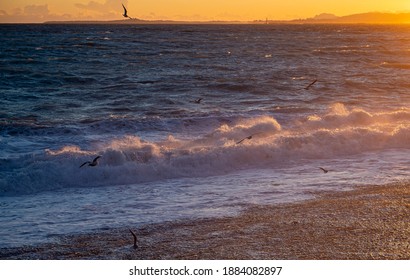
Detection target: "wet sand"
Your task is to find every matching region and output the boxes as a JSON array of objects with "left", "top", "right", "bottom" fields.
[{"left": 1, "top": 183, "right": 409, "bottom": 260}]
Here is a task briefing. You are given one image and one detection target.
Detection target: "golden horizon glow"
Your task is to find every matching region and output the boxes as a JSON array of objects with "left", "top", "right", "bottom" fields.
[{"left": 1, "top": 0, "right": 410, "bottom": 23}]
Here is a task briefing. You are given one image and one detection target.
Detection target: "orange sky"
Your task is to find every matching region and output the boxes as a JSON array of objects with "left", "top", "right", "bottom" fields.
[{"left": 1, "top": 0, "right": 410, "bottom": 23}]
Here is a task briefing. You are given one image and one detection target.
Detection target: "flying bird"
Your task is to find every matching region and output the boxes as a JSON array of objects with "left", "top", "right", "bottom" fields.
[
  {"left": 129, "top": 228, "right": 138, "bottom": 249},
  {"left": 319, "top": 167, "right": 329, "bottom": 173},
  {"left": 194, "top": 98, "right": 203, "bottom": 104},
  {"left": 236, "top": 133, "right": 258, "bottom": 144},
  {"left": 80, "top": 156, "right": 101, "bottom": 168},
  {"left": 236, "top": 132, "right": 264, "bottom": 145},
  {"left": 236, "top": 135, "right": 253, "bottom": 145},
  {"left": 305, "top": 79, "right": 318, "bottom": 90},
  {"left": 122, "top": 3, "right": 133, "bottom": 19}
]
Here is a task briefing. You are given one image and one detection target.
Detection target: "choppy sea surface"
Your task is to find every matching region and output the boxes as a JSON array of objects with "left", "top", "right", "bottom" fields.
[{"left": 0, "top": 24, "right": 409, "bottom": 248}]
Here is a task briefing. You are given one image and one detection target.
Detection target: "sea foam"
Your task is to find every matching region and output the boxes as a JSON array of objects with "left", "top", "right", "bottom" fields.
[{"left": 1, "top": 104, "right": 409, "bottom": 195}]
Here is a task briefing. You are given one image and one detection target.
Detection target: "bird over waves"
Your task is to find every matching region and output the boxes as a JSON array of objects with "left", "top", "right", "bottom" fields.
[
  {"left": 194, "top": 98, "right": 203, "bottom": 104},
  {"left": 122, "top": 3, "right": 133, "bottom": 19},
  {"left": 236, "top": 132, "right": 263, "bottom": 145},
  {"left": 236, "top": 135, "right": 253, "bottom": 145},
  {"left": 80, "top": 156, "right": 101, "bottom": 168},
  {"left": 319, "top": 167, "right": 329, "bottom": 173},
  {"left": 129, "top": 228, "right": 138, "bottom": 249},
  {"left": 305, "top": 79, "right": 318, "bottom": 90}
]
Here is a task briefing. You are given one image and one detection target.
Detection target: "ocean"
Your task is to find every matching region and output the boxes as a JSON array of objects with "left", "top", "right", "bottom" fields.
[{"left": 0, "top": 23, "right": 409, "bottom": 249}]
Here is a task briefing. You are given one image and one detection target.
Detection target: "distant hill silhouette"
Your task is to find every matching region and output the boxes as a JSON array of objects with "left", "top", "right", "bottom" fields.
[
  {"left": 311, "top": 13, "right": 339, "bottom": 21},
  {"left": 43, "top": 12, "right": 410, "bottom": 25},
  {"left": 295, "top": 12, "right": 410, "bottom": 24},
  {"left": 45, "top": 18, "right": 150, "bottom": 24},
  {"left": 43, "top": 18, "right": 243, "bottom": 25}
]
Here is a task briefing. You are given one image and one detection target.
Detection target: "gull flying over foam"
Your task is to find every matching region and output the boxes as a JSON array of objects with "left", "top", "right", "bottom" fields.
[
  {"left": 305, "top": 79, "right": 318, "bottom": 90},
  {"left": 129, "top": 229, "right": 138, "bottom": 249},
  {"left": 236, "top": 132, "right": 262, "bottom": 145},
  {"left": 122, "top": 3, "right": 133, "bottom": 19},
  {"left": 236, "top": 135, "right": 253, "bottom": 145},
  {"left": 319, "top": 167, "right": 329, "bottom": 173},
  {"left": 80, "top": 156, "right": 101, "bottom": 168}
]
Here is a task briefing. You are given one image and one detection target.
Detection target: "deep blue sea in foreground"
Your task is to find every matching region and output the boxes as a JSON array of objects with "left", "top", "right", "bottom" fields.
[{"left": 0, "top": 24, "right": 409, "bottom": 248}]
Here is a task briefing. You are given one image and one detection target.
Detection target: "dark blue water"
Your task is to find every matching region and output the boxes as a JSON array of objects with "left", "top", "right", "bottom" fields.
[{"left": 0, "top": 24, "right": 410, "bottom": 248}]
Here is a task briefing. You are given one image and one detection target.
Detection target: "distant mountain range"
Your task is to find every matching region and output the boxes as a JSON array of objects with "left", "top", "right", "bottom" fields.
[{"left": 44, "top": 12, "right": 410, "bottom": 25}]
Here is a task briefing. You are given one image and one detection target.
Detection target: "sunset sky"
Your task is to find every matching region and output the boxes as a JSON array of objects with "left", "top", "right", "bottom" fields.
[{"left": 1, "top": 0, "right": 410, "bottom": 23}]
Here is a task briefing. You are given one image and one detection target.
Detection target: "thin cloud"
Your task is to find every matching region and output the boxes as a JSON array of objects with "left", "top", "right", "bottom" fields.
[
  {"left": 0, "top": 4, "right": 72, "bottom": 23},
  {"left": 75, "top": 0, "right": 127, "bottom": 14},
  {"left": 23, "top": 4, "right": 50, "bottom": 17}
]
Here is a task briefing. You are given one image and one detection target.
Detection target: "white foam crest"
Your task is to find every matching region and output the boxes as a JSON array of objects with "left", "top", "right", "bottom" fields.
[
  {"left": 186, "top": 116, "right": 282, "bottom": 148},
  {"left": 45, "top": 145, "right": 91, "bottom": 156},
  {"left": 215, "top": 115, "right": 281, "bottom": 138},
  {"left": 101, "top": 136, "right": 162, "bottom": 165},
  {"left": 303, "top": 103, "right": 410, "bottom": 132}
]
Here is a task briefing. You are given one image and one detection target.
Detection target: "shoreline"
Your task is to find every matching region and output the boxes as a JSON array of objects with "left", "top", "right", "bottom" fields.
[{"left": 1, "top": 182, "right": 409, "bottom": 260}]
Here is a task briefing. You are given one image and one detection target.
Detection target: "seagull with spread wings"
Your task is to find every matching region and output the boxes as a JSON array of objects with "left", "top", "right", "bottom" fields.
[
  {"left": 319, "top": 167, "right": 329, "bottom": 173},
  {"left": 122, "top": 3, "right": 133, "bottom": 19},
  {"left": 80, "top": 156, "right": 101, "bottom": 168}
]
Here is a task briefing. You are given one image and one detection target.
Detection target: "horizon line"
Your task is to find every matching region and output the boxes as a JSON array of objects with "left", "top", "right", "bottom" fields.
[{"left": 2, "top": 11, "right": 410, "bottom": 25}]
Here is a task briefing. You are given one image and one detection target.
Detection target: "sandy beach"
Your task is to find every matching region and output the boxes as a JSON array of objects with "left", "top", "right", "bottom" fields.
[{"left": 1, "top": 182, "right": 409, "bottom": 260}]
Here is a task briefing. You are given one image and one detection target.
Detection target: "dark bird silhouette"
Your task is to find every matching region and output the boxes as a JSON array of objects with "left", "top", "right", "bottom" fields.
[
  {"left": 236, "top": 135, "right": 253, "bottom": 145},
  {"left": 122, "top": 3, "right": 133, "bottom": 19},
  {"left": 80, "top": 156, "right": 101, "bottom": 168},
  {"left": 305, "top": 79, "right": 318, "bottom": 90},
  {"left": 236, "top": 132, "right": 264, "bottom": 145},
  {"left": 237, "top": 132, "right": 262, "bottom": 145},
  {"left": 319, "top": 167, "right": 329, "bottom": 173},
  {"left": 194, "top": 98, "right": 203, "bottom": 104},
  {"left": 129, "top": 229, "right": 138, "bottom": 249}
]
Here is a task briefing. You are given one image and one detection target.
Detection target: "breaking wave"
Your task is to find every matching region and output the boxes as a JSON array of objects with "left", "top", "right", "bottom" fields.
[{"left": 1, "top": 104, "right": 409, "bottom": 195}]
